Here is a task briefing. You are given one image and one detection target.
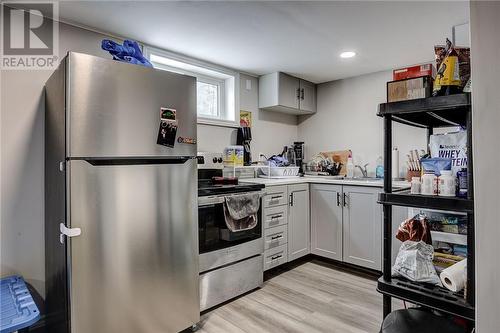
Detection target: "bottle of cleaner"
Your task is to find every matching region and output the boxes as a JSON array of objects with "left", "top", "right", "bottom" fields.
[
  {"left": 376, "top": 156, "right": 384, "bottom": 178},
  {"left": 346, "top": 157, "right": 354, "bottom": 178}
]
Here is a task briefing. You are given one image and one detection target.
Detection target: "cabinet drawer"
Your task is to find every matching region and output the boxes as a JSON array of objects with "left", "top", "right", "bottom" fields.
[
  {"left": 263, "top": 186, "right": 288, "bottom": 208},
  {"left": 264, "top": 225, "right": 288, "bottom": 250},
  {"left": 200, "top": 255, "right": 263, "bottom": 311},
  {"left": 263, "top": 205, "right": 288, "bottom": 229},
  {"left": 264, "top": 244, "right": 288, "bottom": 271}
]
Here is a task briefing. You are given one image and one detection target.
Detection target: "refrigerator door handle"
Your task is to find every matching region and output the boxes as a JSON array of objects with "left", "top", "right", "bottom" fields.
[
  {"left": 80, "top": 156, "right": 194, "bottom": 166},
  {"left": 60, "top": 223, "right": 81, "bottom": 244}
]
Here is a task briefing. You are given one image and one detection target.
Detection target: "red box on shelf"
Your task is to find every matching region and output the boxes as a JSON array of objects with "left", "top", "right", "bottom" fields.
[{"left": 393, "top": 64, "right": 435, "bottom": 81}]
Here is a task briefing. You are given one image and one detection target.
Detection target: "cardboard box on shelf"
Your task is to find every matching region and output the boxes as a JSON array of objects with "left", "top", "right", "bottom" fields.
[
  {"left": 393, "top": 63, "right": 435, "bottom": 81},
  {"left": 387, "top": 76, "right": 433, "bottom": 103}
]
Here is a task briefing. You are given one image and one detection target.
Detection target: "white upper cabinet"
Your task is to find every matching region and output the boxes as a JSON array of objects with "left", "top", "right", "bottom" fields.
[{"left": 259, "top": 72, "right": 316, "bottom": 115}]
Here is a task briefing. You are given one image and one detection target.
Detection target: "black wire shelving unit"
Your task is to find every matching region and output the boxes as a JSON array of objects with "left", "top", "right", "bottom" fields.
[{"left": 376, "top": 93, "right": 475, "bottom": 322}]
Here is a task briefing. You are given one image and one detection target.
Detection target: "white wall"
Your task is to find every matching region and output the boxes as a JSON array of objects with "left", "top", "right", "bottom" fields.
[
  {"left": 297, "top": 70, "right": 427, "bottom": 177},
  {"left": 470, "top": 1, "right": 500, "bottom": 331},
  {"left": 0, "top": 20, "right": 297, "bottom": 297},
  {"left": 197, "top": 74, "right": 298, "bottom": 156}
]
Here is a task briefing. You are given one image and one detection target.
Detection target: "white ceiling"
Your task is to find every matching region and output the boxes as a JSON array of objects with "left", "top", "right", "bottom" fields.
[{"left": 58, "top": 1, "right": 469, "bottom": 83}]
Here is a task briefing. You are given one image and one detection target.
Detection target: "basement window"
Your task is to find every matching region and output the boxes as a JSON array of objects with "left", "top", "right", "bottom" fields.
[{"left": 147, "top": 48, "right": 239, "bottom": 127}]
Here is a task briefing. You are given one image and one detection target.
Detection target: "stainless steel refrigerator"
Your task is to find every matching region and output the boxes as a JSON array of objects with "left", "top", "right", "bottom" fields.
[{"left": 45, "top": 52, "right": 199, "bottom": 333}]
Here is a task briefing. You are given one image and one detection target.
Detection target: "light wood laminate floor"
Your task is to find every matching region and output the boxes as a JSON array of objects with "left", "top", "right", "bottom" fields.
[{"left": 197, "top": 259, "right": 402, "bottom": 333}]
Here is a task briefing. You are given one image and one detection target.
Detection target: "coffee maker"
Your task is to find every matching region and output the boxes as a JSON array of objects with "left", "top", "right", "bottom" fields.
[
  {"left": 237, "top": 127, "right": 252, "bottom": 166},
  {"left": 293, "top": 141, "right": 305, "bottom": 174}
]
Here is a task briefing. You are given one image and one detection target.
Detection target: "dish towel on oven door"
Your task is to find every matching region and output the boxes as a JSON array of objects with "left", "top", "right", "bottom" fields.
[{"left": 224, "top": 193, "right": 260, "bottom": 232}]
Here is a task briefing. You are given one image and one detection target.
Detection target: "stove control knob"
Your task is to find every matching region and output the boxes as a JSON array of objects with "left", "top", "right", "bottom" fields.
[
  {"left": 218, "top": 158, "right": 223, "bottom": 163},
  {"left": 212, "top": 157, "right": 218, "bottom": 163}
]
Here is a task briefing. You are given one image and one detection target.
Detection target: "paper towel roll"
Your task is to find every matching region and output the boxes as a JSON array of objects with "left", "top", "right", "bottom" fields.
[
  {"left": 440, "top": 259, "right": 467, "bottom": 292},
  {"left": 392, "top": 148, "right": 399, "bottom": 179}
]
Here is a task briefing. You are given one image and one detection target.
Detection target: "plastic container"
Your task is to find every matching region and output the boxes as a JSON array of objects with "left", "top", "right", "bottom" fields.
[
  {"left": 258, "top": 166, "right": 300, "bottom": 178},
  {"left": 410, "top": 177, "right": 421, "bottom": 194},
  {"left": 421, "top": 158, "right": 452, "bottom": 177},
  {"left": 421, "top": 172, "right": 437, "bottom": 195},
  {"left": 1, "top": 275, "right": 40, "bottom": 333},
  {"left": 346, "top": 157, "right": 354, "bottom": 178},
  {"left": 376, "top": 156, "right": 384, "bottom": 178},
  {"left": 223, "top": 145, "right": 244, "bottom": 167},
  {"left": 438, "top": 170, "right": 456, "bottom": 197}
]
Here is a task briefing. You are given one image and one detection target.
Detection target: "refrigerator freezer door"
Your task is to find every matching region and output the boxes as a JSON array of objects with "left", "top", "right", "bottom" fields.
[
  {"left": 67, "top": 159, "right": 199, "bottom": 333},
  {"left": 67, "top": 52, "right": 197, "bottom": 158}
]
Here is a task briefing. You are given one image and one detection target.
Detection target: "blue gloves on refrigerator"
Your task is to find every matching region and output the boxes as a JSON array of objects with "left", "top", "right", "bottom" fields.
[{"left": 101, "top": 39, "right": 153, "bottom": 68}]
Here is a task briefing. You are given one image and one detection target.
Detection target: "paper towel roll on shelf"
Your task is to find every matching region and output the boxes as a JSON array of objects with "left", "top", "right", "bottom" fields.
[
  {"left": 440, "top": 259, "right": 467, "bottom": 292},
  {"left": 392, "top": 147, "right": 399, "bottom": 179}
]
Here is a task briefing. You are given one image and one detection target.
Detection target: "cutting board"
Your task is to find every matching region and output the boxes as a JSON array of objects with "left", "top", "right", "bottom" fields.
[{"left": 320, "top": 150, "right": 352, "bottom": 176}]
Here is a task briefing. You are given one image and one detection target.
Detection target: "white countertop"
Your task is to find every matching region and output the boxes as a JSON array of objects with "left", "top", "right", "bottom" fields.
[{"left": 241, "top": 176, "right": 410, "bottom": 189}]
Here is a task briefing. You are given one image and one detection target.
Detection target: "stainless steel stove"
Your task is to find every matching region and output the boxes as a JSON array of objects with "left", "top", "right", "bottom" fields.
[{"left": 197, "top": 152, "right": 264, "bottom": 311}]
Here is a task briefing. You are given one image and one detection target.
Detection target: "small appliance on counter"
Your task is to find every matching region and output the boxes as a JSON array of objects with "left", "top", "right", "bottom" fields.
[
  {"left": 237, "top": 127, "right": 252, "bottom": 166},
  {"left": 293, "top": 141, "right": 305, "bottom": 174}
]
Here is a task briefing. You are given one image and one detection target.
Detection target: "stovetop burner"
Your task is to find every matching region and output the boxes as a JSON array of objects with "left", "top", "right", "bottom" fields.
[
  {"left": 197, "top": 168, "right": 263, "bottom": 197},
  {"left": 198, "top": 180, "right": 264, "bottom": 197}
]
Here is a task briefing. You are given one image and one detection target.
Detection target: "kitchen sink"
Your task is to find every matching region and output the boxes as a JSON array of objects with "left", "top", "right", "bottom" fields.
[
  {"left": 305, "top": 174, "right": 345, "bottom": 179},
  {"left": 351, "top": 177, "right": 382, "bottom": 182}
]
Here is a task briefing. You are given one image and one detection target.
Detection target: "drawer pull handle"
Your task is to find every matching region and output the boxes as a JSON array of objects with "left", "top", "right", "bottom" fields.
[
  {"left": 270, "top": 214, "right": 282, "bottom": 220},
  {"left": 271, "top": 235, "right": 283, "bottom": 240},
  {"left": 270, "top": 195, "right": 282, "bottom": 200},
  {"left": 271, "top": 254, "right": 283, "bottom": 260}
]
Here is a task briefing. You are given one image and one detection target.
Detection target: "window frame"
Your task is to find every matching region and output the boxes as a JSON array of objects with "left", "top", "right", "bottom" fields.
[
  {"left": 145, "top": 47, "right": 239, "bottom": 128},
  {"left": 196, "top": 75, "right": 225, "bottom": 120}
]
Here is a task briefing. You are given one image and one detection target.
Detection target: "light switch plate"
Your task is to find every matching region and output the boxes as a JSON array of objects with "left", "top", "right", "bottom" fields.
[{"left": 245, "top": 79, "right": 252, "bottom": 90}]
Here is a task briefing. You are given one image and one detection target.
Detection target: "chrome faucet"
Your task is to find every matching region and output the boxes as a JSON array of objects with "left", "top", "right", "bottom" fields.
[{"left": 355, "top": 163, "right": 369, "bottom": 178}]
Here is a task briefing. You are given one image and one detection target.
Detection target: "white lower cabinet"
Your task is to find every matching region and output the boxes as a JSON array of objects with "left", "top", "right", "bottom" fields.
[
  {"left": 263, "top": 182, "right": 384, "bottom": 271},
  {"left": 264, "top": 224, "right": 288, "bottom": 250},
  {"left": 342, "top": 186, "right": 382, "bottom": 270},
  {"left": 288, "top": 184, "right": 310, "bottom": 261},
  {"left": 310, "top": 184, "right": 384, "bottom": 271},
  {"left": 262, "top": 184, "right": 310, "bottom": 271},
  {"left": 264, "top": 244, "right": 288, "bottom": 271},
  {"left": 310, "top": 184, "right": 343, "bottom": 261}
]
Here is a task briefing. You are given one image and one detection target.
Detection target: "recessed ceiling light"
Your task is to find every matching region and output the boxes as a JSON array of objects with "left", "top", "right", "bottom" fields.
[{"left": 340, "top": 51, "right": 356, "bottom": 59}]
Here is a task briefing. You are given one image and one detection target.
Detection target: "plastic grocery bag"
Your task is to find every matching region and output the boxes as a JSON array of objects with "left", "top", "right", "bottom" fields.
[{"left": 392, "top": 241, "right": 442, "bottom": 286}]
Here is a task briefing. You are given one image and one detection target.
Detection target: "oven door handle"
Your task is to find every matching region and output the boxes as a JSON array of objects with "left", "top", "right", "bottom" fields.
[
  {"left": 198, "top": 190, "right": 266, "bottom": 207},
  {"left": 198, "top": 196, "right": 225, "bottom": 206}
]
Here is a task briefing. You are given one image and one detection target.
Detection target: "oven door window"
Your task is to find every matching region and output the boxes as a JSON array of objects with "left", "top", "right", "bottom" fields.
[{"left": 199, "top": 201, "right": 262, "bottom": 254}]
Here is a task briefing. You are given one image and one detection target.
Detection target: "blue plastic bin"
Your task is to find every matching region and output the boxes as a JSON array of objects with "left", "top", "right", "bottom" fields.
[{"left": 1, "top": 276, "right": 40, "bottom": 333}]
